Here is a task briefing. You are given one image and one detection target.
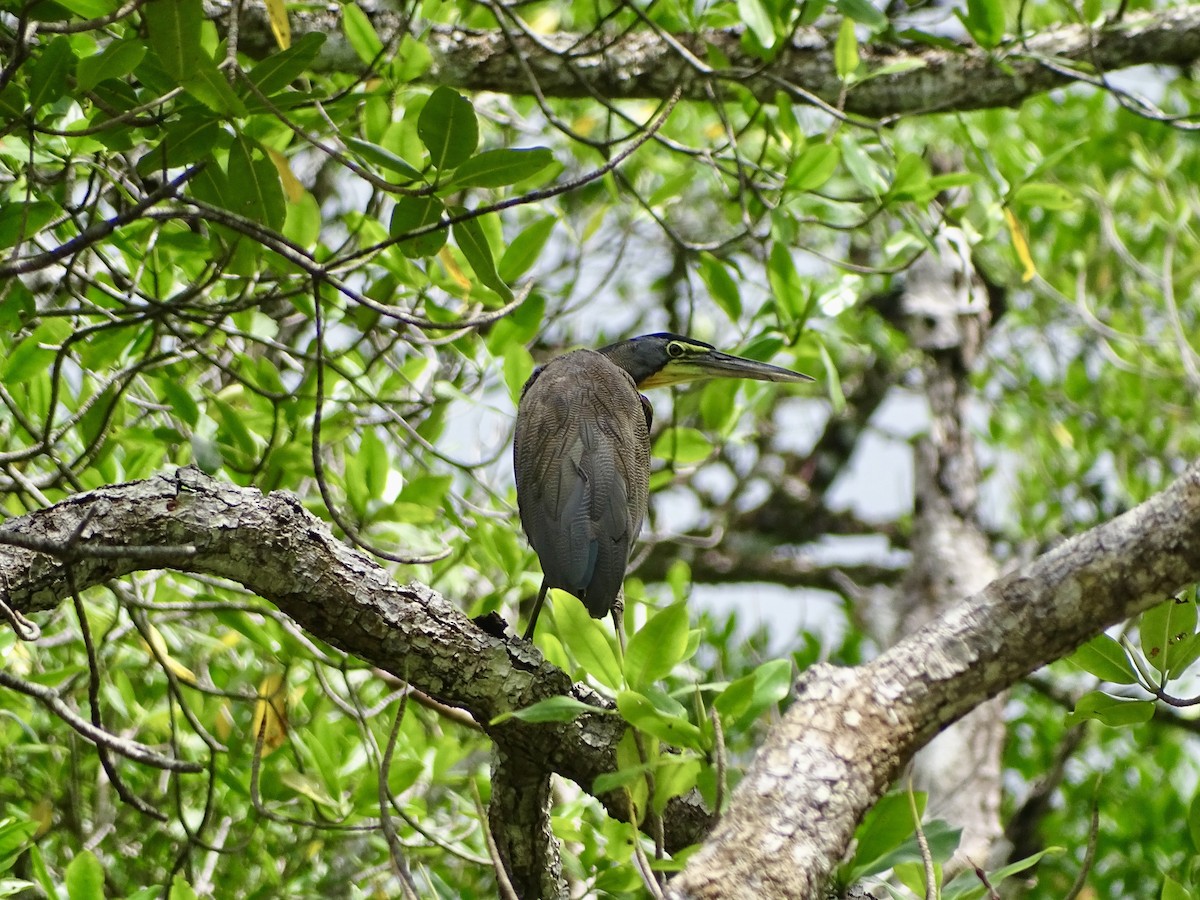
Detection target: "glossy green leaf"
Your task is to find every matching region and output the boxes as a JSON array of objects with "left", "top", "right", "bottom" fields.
[
  {"left": 137, "top": 114, "right": 222, "bottom": 175},
  {"left": 1162, "top": 877, "right": 1192, "bottom": 900},
  {"left": 624, "top": 603, "right": 691, "bottom": 690},
  {"left": 419, "top": 87, "right": 479, "bottom": 172},
  {"left": 452, "top": 210, "right": 514, "bottom": 300},
  {"left": 616, "top": 691, "right": 706, "bottom": 751},
  {"left": 490, "top": 695, "right": 604, "bottom": 725},
  {"left": 65, "top": 849, "right": 105, "bottom": 900},
  {"left": 183, "top": 58, "right": 249, "bottom": 117},
  {"left": 76, "top": 38, "right": 145, "bottom": 91},
  {"left": 848, "top": 792, "right": 943, "bottom": 878},
  {"left": 1141, "top": 594, "right": 1198, "bottom": 675},
  {"left": 227, "top": 136, "right": 285, "bottom": 229},
  {"left": 787, "top": 143, "right": 840, "bottom": 192},
  {"left": 835, "top": 0, "right": 889, "bottom": 31},
  {"left": 713, "top": 658, "right": 792, "bottom": 729},
  {"left": 342, "top": 3, "right": 384, "bottom": 64},
  {"left": 963, "top": 0, "right": 1006, "bottom": 48},
  {"left": 168, "top": 874, "right": 200, "bottom": 900},
  {"left": 698, "top": 253, "right": 742, "bottom": 321},
  {"left": 835, "top": 18, "right": 859, "bottom": 80},
  {"left": 0, "top": 201, "right": 59, "bottom": 250},
  {"left": 498, "top": 215, "right": 556, "bottom": 282},
  {"left": 1013, "top": 181, "right": 1079, "bottom": 211},
  {"left": 737, "top": 0, "right": 776, "bottom": 48},
  {"left": 653, "top": 756, "right": 701, "bottom": 815},
  {"left": 143, "top": 0, "right": 204, "bottom": 82},
  {"left": 503, "top": 342, "right": 534, "bottom": 404},
  {"left": 652, "top": 427, "right": 713, "bottom": 465},
  {"left": 29, "top": 35, "right": 75, "bottom": 109},
  {"left": 555, "top": 595, "right": 623, "bottom": 691},
  {"left": 1066, "top": 633, "right": 1137, "bottom": 684},
  {"left": 1066, "top": 691, "right": 1155, "bottom": 728},
  {"left": 389, "top": 195, "right": 447, "bottom": 257},
  {"left": 247, "top": 31, "right": 326, "bottom": 95},
  {"left": 344, "top": 136, "right": 423, "bottom": 181},
  {"left": 450, "top": 148, "right": 554, "bottom": 188}
]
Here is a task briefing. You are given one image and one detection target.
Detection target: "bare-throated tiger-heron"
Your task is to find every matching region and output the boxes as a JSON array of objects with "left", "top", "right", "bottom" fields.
[{"left": 513, "top": 333, "right": 814, "bottom": 640}]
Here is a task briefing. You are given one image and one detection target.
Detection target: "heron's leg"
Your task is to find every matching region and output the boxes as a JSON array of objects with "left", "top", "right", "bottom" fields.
[
  {"left": 523, "top": 580, "right": 549, "bottom": 641},
  {"left": 611, "top": 590, "right": 627, "bottom": 659}
]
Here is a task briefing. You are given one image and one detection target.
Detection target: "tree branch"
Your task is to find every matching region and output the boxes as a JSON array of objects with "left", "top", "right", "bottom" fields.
[
  {"left": 668, "top": 458, "right": 1200, "bottom": 898},
  {"left": 221, "top": 4, "right": 1200, "bottom": 119},
  {"left": 0, "top": 467, "right": 714, "bottom": 853}
]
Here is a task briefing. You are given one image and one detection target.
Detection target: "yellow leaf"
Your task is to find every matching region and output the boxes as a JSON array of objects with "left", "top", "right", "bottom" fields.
[
  {"left": 268, "top": 148, "right": 304, "bottom": 202},
  {"left": 251, "top": 672, "right": 288, "bottom": 754},
  {"left": 263, "top": 0, "right": 290, "bottom": 49},
  {"left": 215, "top": 700, "right": 234, "bottom": 740},
  {"left": 438, "top": 245, "right": 472, "bottom": 291},
  {"left": 142, "top": 624, "right": 196, "bottom": 683},
  {"left": 1003, "top": 206, "right": 1036, "bottom": 282}
]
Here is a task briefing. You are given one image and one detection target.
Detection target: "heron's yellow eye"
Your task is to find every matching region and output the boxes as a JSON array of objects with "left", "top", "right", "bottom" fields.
[{"left": 667, "top": 341, "right": 686, "bottom": 358}]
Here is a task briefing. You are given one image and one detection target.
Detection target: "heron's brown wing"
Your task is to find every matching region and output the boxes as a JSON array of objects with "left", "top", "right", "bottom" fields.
[{"left": 514, "top": 351, "right": 650, "bottom": 619}]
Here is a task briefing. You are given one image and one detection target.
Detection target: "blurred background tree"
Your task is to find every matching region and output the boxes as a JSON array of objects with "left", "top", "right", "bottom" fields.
[{"left": 1, "top": 0, "right": 1199, "bottom": 896}]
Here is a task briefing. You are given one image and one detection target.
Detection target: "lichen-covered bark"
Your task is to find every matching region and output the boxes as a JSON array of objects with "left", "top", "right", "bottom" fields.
[
  {"left": 218, "top": 3, "right": 1200, "bottom": 119},
  {"left": 0, "top": 467, "right": 713, "bottom": 858},
  {"left": 491, "top": 749, "right": 566, "bottom": 899},
  {"left": 667, "top": 459, "right": 1200, "bottom": 898}
]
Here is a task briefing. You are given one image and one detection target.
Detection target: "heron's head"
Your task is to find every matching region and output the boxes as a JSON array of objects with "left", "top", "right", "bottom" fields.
[{"left": 599, "top": 333, "right": 815, "bottom": 389}]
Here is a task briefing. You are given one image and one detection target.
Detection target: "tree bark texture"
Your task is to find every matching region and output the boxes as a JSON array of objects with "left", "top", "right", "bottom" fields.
[
  {"left": 0, "top": 467, "right": 713, "bottom": 868},
  {"left": 218, "top": 4, "right": 1200, "bottom": 119},
  {"left": 667, "top": 457, "right": 1200, "bottom": 898}
]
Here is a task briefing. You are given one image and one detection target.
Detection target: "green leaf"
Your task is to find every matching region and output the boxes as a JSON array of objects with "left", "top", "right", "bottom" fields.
[
  {"left": 652, "top": 427, "right": 713, "bottom": 465},
  {"left": 143, "top": 0, "right": 204, "bottom": 82},
  {"left": 498, "top": 215, "right": 556, "bottom": 282},
  {"left": 65, "top": 849, "right": 105, "bottom": 900},
  {"left": 450, "top": 148, "right": 554, "bottom": 188},
  {"left": 452, "top": 210, "right": 514, "bottom": 300},
  {"left": 1141, "top": 594, "right": 1198, "bottom": 675},
  {"left": 0, "top": 817, "right": 38, "bottom": 873},
  {"left": 76, "top": 38, "right": 145, "bottom": 91},
  {"left": 168, "top": 874, "right": 200, "bottom": 900},
  {"left": 1188, "top": 789, "right": 1200, "bottom": 853},
  {"left": 713, "top": 658, "right": 792, "bottom": 730},
  {"left": 555, "top": 595, "right": 623, "bottom": 691},
  {"left": 616, "top": 691, "right": 706, "bottom": 751},
  {"left": 0, "top": 201, "right": 59, "bottom": 250},
  {"left": 183, "top": 58, "right": 249, "bottom": 117},
  {"left": 4, "top": 320, "right": 70, "bottom": 382},
  {"left": 29, "top": 35, "right": 75, "bottom": 109},
  {"left": 839, "top": 134, "right": 887, "bottom": 197},
  {"left": 247, "top": 31, "right": 326, "bottom": 96},
  {"left": 698, "top": 253, "right": 742, "bottom": 321},
  {"left": 962, "top": 0, "right": 1006, "bottom": 48},
  {"left": 1065, "top": 633, "right": 1137, "bottom": 684},
  {"left": 342, "top": 3, "right": 384, "bottom": 64},
  {"left": 787, "top": 143, "right": 840, "bottom": 192},
  {"left": 624, "top": 603, "right": 691, "bottom": 691},
  {"left": 490, "top": 695, "right": 605, "bottom": 725},
  {"left": 137, "top": 113, "right": 222, "bottom": 175},
  {"left": 835, "top": 0, "right": 889, "bottom": 32},
  {"left": 653, "top": 756, "right": 702, "bottom": 815},
  {"left": 389, "top": 195, "right": 447, "bottom": 258},
  {"left": 737, "top": 0, "right": 776, "bottom": 48},
  {"left": 1066, "top": 691, "right": 1155, "bottom": 728},
  {"left": 419, "top": 87, "right": 479, "bottom": 172},
  {"left": 503, "top": 343, "right": 534, "bottom": 405},
  {"left": 850, "top": 793, "right": 927, "bottom": 876},
  {"left": 227, "top": 136, "right": 285, "bottom": 229},
  {"left": 344, "top": 136, "right": 423, "bottom": 181},
  {"left": 1162, "top": 877, "right": 1193, "bottom": 900},
  {"left": 835, "top": 18, "right": 859, "bottom": 81},
  {"left": 359, "top": 428, "right": 389, "bottom": 499},
  {"left": 1012, "top": 181, "right": 1079, "bottom": 211}
]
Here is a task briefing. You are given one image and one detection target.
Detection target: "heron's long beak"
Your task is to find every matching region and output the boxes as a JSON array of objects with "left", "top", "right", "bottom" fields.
[{"left": 640, "top": 350, "right": 815, "bottom": 388}]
